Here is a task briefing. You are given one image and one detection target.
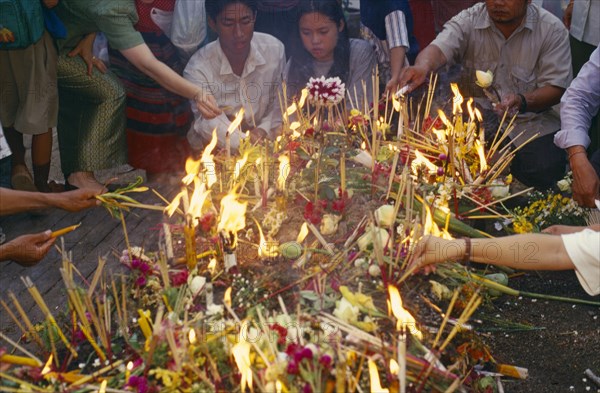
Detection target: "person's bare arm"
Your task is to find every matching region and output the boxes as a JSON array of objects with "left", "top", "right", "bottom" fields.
[
  {"left": 385, "top": 46, "right": 407, "bottom": 94},
  {"left": 496, "top": 85, "right": 565, "bottom": 115},
  {"left": 412, "top": 234, "right": 575, "bottom": 271},
  {"left": 399, "top": 45, "right": 447, "bottom": 93},
  {"left": 119, "top": 44, "right": 221, "bottom": 119},
  {"left": 0, "top": 188, "right": 99, "bottom": 215}
]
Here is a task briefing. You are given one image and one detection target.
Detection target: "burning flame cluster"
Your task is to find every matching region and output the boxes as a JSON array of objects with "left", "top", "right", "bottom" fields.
[
  {"left": 409, "top": 84, "right": 488, "bottom": 184},
  {"left": 165, "top": 128, "right": 248, "bottom": 241}
]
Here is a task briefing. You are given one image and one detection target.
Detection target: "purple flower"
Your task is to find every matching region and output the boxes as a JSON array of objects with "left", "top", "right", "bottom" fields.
[
  {"left": 130, "top": 258, "right": 142, "bottom": 269},
  {"left": 303, "top": 383, "right": 313, "bottom": 393},
  {"left": 138, "top": 262, "right": 151, "bottom": 274},
  {"left": 135, "top": 275, "right": 147, "bottom": 287},
  {"left": 127, "top": 375, "right": 149, "bottom": 393},
  {"left": 287, "top": 360, "right": 299, "bottom": 375},
  {"left": 319, "top": 354, "right": 332, "bottom": 368}
]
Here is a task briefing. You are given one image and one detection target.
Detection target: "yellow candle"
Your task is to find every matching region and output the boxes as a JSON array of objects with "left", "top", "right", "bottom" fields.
[
  {"left": 0, "top": 354, "right": 42, "bottom": 368},
  {"left": 184, "top": 217, "right": 197, "bottom": 270},
  {"left": 50, "top": 223, "right": 81, "bottom": 238},
  {"left": 137, "top": 309, "right": 152, "bottom": 339},
  {"left": 125, "top": 361, "right": 133, "bottom": 382}
]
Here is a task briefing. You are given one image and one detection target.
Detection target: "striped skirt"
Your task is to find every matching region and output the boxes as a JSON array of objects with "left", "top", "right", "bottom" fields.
[
  {"left": 109, "top": 32, "right": 192, "bottom": 174},
  {"left": 57, "top": 55, "right": 127, "bottom": 176}
]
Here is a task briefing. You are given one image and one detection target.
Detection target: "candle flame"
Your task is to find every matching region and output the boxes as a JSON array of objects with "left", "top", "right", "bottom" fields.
[
  {"left": 389, "top": 359, "right": 399, "bottom": 374},
  {"left": 277, "top": 155, "right": 290, "bottom": 191},
  {"left": 423, "top": 204, "right": 442, "bottom": 238},
  {"left": 361, "top": 141, "right": 366, "bottom": 150},
  {"left": 475, "top": 140, "right": 488, "bottom": 172},
  {"left": 296, "top": 222, "right": 309, "bottom": 243},
  {"left": 234, "top": 152, "right": 250, "bottom": 181},
  {"left": 41, "top": 355, "right": 53, "bottom": 375},
  {"left": 474, "top": 107, "right": 483, "bottom": 122},
  {"left": 224, "top": 287, "right": 232, "bottom": 308},
  {"left": 467, "top": 97, "right": 475, "bottom": 121},
  {"left": 255, "top": 219, "right": 278, "bottom": 258},
  {"left": 201, "top": 129, "right": 218, "bottom": 188},
  {"left": 451, "top": 83, "right": 464, "bottom": 115},
  {"left": 388, "top": 285, "right": 422, "bottom": 339},
  {"left": 276, "top": 380, "right": 283, "bottom": 393},
  {"left": 189, "top": 178, "right": 210, "bottom": 221},
  {"left": 368, "top": 359, "right": 389, "bottom": 393},
  {"left": 411, "top": 150, "right": 437, "bottom": 175},
  {"left": 165, "top": 190, "right": 185, "bottom": 217},
  {"left": 232, "top": 341, "right": 253, "bottom": 392},
  {"left": 432, "top": 129, "right": 447, "bottom": 143},
  {"left": 286, "top": 102, "right": 298, "bottom": 116},
  {"left": 183, "top": 157, "right": 201, "bottom": 185},
  {"left": 298, "top": 88, "right": 309, "bottom": 108},
  {"left": 127, "top": 361, "right": 134, "bottom": 371},
  {"left": 208, "top": 258, "right": 217, "bottom": 275},
  {"left": 189, "top": 328, "right": 197, "bottom": 345},
  {"left": 437, "top": 109, "right": 453, "bottom": 129},
  {"left": 228, "top": 108, "right": 246, "bottom": 134},
  {"left": 392, "top": 95, "right": 401, "bottom": 112},
  {"left": 217, "top": 191, "right": 247, "bottom": 247}
]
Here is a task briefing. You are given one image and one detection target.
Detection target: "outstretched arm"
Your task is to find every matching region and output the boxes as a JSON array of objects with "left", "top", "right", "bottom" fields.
[
  {"left": 0, "top": 188, "right": 99, "bottom": 216},
  {"left": 120, "top": 44, "right": 221, "bottom": 119},
  {"left": 412, "top": 234, "right": 575, "bottom": 271},
  {"left": 399, "top": 45, "right": 447, "bottom": 93}
]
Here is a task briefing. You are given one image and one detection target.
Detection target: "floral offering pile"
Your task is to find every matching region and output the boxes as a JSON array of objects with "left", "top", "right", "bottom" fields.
[{"left": 1, "top": 75, "right": 596, "bottom": 393}]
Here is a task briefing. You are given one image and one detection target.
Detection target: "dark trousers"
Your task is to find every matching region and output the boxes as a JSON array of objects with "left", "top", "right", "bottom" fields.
[
  {"left": 510, "top": 133, "right": 566, "bottom": 190},
  {"left": 0, "top": 156, "right": 11, "bottom": 188}
]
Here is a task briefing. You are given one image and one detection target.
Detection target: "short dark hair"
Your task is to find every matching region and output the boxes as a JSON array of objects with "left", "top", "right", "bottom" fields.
[{"left": 205, "top": 0, "right": 258, "bottom": 21}]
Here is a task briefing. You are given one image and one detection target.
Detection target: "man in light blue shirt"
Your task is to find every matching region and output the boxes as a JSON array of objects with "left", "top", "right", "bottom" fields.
[{"left": 554, "top": 47, "right": 600, "bottom": 207}]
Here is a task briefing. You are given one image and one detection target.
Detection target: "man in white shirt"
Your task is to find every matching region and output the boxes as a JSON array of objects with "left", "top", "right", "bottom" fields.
[{"left": 184, "top": 0, "right": 286, "bottom": 151}]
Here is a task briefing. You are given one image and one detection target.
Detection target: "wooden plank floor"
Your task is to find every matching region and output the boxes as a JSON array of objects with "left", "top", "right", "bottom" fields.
[{"left": 0, "top": 182, "right": 176, "bottom": 342}]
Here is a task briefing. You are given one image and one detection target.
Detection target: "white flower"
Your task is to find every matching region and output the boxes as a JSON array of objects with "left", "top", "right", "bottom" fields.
[
  {"left": 188, "top": 275, "right": 206, "bottom": 297},
  {"left": 374, "top": 205, "right": 396, "bottom": 227},
  {"left": 357, "top": 226, "right": 390, "bottom": 251},
  {"left": 206, "top": 304, "right": 223, "bottom": 316},
  {"left": 307, "top": 76, "right": 346, "bottom": 106},
  {"left": 368, "top": 264, "right": 381, "bottom": 277},
  {"left": 475, "top": 70, "right": 494, "bottom": 88},
  {"left": 490, "top": 180, "right": 510, "bottom": 199},
  {"left": 320, "top": 214, "right": 341, "bottom": 235},
  {"left": 557, "top": 178, "right": 571, "bottom": 192},
  {"left": 333, "top": 297, "right": 359, "bottom": 323}
]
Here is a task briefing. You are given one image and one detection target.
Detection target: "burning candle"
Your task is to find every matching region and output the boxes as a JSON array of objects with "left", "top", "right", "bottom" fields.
[
  {"left": 125, "top": 361, "right": 133, "bottom": 382},
  {"left": 368, "top": 359, "right": 389, "bottom": 393},
  {"left": 184, "top": 215, "right": 198, "bottom": 270},
  {"left": 398, "top": 328, "right": 407, "bottom": 393}
]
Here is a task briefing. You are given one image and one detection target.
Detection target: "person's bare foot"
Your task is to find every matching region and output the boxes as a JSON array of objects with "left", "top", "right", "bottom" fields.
[
  {"left": 67, "top": 171, "right": 107, "bottom": 194},
  {"left": 11, "top": 164, "right": 37, "bottom": 192}
]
